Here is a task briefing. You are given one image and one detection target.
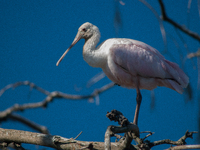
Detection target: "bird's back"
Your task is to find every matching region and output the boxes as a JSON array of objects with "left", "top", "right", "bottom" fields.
[{"left": 100, "top": 38, "right": 189, "bottom": 94}]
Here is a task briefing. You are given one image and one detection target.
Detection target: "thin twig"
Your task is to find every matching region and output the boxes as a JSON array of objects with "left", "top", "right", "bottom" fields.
[
  {"left": 149, "top": 130, "right": 198, "bottom": 148},
  {"left": 86, "top": 72, "right": 106, "bottom": 88},
  {"left": 0, "top": 81, "right": 50, "bottom": 97},
  {"left": 74, "top": 131, "right": 83, "bottom": 140},
  {"left": 187, "top": 48, "right": 200, "bottom": 58},
  {"left": 140, "top": 131, "right": 155, "bottom": 141}
]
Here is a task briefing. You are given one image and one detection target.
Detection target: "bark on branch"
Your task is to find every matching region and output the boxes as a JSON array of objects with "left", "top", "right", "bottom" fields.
[
  {"left": 0, "top": 110, "right": 198, "bottom": 150},
  {"left": 0, "top": 128, "right": 129, "bottom": 150},
  {"left": 0, "top": 128, "right": 102, "bottom": 150},
  {"left": 166, "top": 144, "right": 200, "bottom": 150},
  {"left": 105, "top": 110, "right": 198, "bottom": 150}
]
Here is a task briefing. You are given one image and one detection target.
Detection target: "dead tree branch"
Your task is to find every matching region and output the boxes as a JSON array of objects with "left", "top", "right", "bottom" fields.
[
  {"left": 0, "top": 81, "right": 115, "bottom": 121},
  {"left": 105, "top": 110, "right": 139, "bottom": 150},
  {"left": 0, "top": 108, "right": 198, "bottom": 150},
  {"left": 166, "top": 144, "right": 200, "bottom": 150},
  {"left": 0, "top": 128, "right": 104, "bottom": 150},
  {"left": 158, "top": 0, "right": 200, "bottom": 42},
  {"left": 187, "top": 48, "right": 200, "bottom": 58},
  {"left": 0, "top": 81, "right": 50, "bottom": 97},
  {"left": 149, "top": 130, "right": 198, "bottom": 148},
  {"left": 8, "top": 113, "right": 49, "bottom": 134},
  {"left": 0, "top": 128, "right": 132, "bottom": 150},
  {"left": 0, "top": 81, "right": 115, "bottom": 135},
  {"left": 105, "top": 110, "right": 197, "bottom": 150}
]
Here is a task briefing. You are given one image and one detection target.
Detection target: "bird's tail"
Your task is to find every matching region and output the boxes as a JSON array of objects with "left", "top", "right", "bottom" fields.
[{"left": 165, "top": 60, "right": 189, "bottom": 94}]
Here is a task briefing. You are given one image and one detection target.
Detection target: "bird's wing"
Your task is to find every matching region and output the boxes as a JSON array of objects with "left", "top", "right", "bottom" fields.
[
  {"left": 108, "top": 40, "right": 188, "bottom": 88},
  {"left": 109, "top": 41, "right": 170, "bottom": 79}
]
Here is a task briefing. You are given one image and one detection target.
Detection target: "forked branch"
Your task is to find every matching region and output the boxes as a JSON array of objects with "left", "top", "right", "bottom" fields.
[
  {"left": 0, "top": 81, "right": 115, "bottom": 121},
  {"left": 105, "top": 110, "right": 198, "bottom": 150},
  {"left": 158, "top": 0, "right": 200, "bottom": 42}
]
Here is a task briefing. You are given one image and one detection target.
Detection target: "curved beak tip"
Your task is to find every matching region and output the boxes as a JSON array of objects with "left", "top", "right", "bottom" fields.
[
  {"left": 56, "top": 57, "right": 63, "bottom": 66},
  {"left": 56, "top": 32, "right": 82, "bottom": 67}
]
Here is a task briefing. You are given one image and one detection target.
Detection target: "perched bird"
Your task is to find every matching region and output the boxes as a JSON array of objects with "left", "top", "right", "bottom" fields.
[{"left": 56, "top": 22, "right": 189, "bottom": 125}]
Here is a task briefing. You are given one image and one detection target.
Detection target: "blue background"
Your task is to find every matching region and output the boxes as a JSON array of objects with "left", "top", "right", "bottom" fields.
[{"left": 0, "top": 0, "right": 199, "bottom": 149}]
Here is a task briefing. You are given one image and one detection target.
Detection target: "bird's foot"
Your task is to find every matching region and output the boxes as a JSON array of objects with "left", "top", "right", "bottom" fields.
[{"left": 114, "top": 83, "right": 121, "bottom": 86}]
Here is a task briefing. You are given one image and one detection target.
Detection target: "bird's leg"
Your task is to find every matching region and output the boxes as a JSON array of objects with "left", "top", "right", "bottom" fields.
[{"left": 133, "top": 85, "right": 142, "bottom": 125}]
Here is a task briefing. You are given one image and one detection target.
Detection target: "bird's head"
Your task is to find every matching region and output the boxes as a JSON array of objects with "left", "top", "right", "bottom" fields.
[
  {"left": 78, "top": 22, "right": 94, "bottom": 40},
  {"left": 56, "top": 22, "right": 98, "bottom": 66}
]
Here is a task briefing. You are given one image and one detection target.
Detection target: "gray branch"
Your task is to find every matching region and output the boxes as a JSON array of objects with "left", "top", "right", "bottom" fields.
[
  {"left": 0, "top": 128, "right": 127, "bottom": 150},
  {"left": 0, "top": 81, "right": 115, "bottom": 121},
  {"left": 158, "top": 0, "right": 200, "bottom": 42},
  {"left": 166, "top": 144, "right": 200, "bottom": 150},
  {"left": 149, "top": 130, "right": 198, "bottom": 148},
  {"left": 8, "top": 113, "right": 49, "bottom": 134}
]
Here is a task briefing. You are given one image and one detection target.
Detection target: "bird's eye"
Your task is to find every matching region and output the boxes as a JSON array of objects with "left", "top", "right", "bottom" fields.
[{"left": 82, "top": 28, "right": 86, "bottom": 32}]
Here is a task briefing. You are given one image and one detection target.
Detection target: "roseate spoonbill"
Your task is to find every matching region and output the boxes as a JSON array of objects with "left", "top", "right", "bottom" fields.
[{"left": 56, "top": 22, "right": 189, "bottom": 125}]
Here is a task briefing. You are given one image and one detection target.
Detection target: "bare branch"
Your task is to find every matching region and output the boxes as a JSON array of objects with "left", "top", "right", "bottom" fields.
[
  {"left": 187, "top": 49, "right": 200, "bottom": 58},
  {"left": 0, "top": 128, "right": 125, "bottom": 150},
  {"left": 86, "top": 72, "right": 106, "bottom": 88},
  {"left": 140, "top": 131, "right": 155, "bottom": 141},
  {"left": 105, "top": 110, "right": 140, "bottom": 150},
  {"left": 74, "top": 131, "right": 83, "bottom": 140},
  {"left": 0, "top": 81, "right": 115, "bottom": 121},
  {"left": 166, "top": 144, "right": 200, "bottom": 150},
  {"left": 119, "top": 0, "right": 125, "bottom": 6},
  {"left": 104, "top": 125, "right": 139, "bottom": 150},
  {"left": 0, "top": 81, "right": 50, "bottom": 97},
  {"left": 158, "top": 0, "right": 200, "bottom": 42},
  {"left": 0, "top": 111, "right": 197, "bottom": 150},
  {"left": 149, "top": 130, "right": 197, "bottom": 148},
  {"left": 8, "top": 113, "right": 49, "bottom": 134}
]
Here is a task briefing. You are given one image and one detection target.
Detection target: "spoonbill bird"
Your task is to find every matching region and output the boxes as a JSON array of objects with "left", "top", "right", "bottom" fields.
[{"left": 56, "top": 22, "right": 189, "bottom": 125}]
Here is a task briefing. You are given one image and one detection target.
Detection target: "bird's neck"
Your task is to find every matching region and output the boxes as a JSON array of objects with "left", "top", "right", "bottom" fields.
[{"left": 83, "top": 32, "right": 106, "bottom": 68}]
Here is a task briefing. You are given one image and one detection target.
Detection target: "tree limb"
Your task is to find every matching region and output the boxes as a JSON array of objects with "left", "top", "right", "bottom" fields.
[
  {"left": 0, "top": 81, "right": 115, "bottom": 121},
  {"left": 105, "top": 110, "right": 139, "bottom": 150},
  {"left": 149, "top": 130, "right": 198, "bottom": 148},
  {"left": 8, "top": 113, "right": 49, "bottom": 134},
  {"left": 0, "top": 128, "right": 124, "bottom": 150},
  {"left": 158, "top": 0, "right": 200, "bottom": 42},
  {"left": 166, "top": 144, "right": 200, "bottom": 150}
]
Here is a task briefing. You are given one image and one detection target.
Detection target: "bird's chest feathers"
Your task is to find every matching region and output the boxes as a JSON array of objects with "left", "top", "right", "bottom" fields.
[
  {"left": 82, "top": 37, "right": 112, "bottom": 68},
  {"left": 83, "top": 48, "right": 107, "bottom": 68}
]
